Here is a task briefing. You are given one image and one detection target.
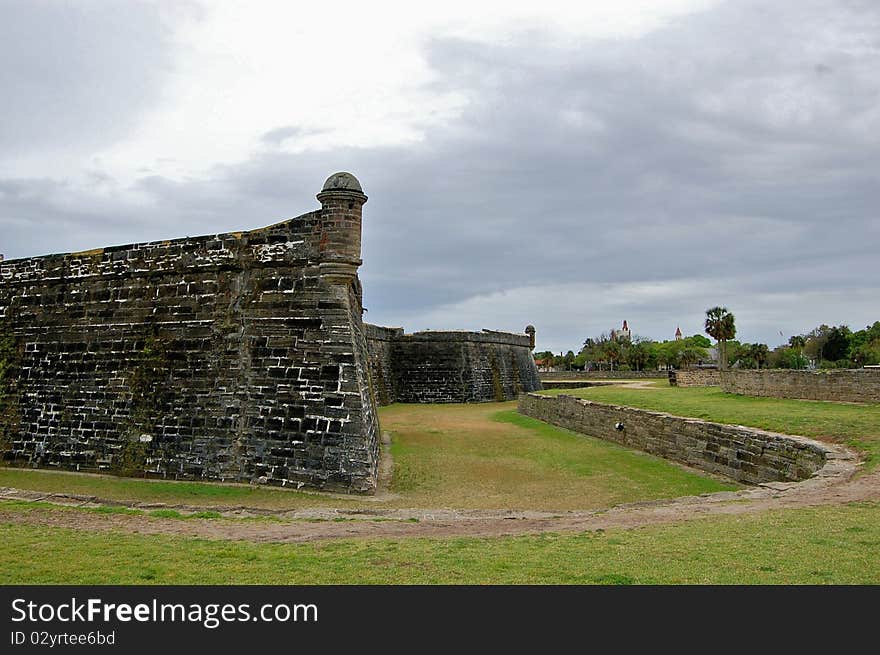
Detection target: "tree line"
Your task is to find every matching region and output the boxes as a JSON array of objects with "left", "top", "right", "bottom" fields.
[
  {"left": 535, "top": 333, "right": 715, "bottom": 373},
  {"left": 536, "top": 308, "right": 880, "bottom": 372}
]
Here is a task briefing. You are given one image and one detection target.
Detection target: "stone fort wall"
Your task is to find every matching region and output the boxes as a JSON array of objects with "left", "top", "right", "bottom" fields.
[
  {"left": 365, "top": 327, "right": 542, "bottom": 404},
  {"left": 0, "top": 174, "right": 380, "bottom": 492},
  {"left": 669, "top": 369, "right": 721, "bottom": 387},
  {"left": 518, "top": 393, "right": 851, "bottom": 485},
  {"left": 539, "top": 370, "right": 666, "bottom": 380},
  {"left": 720, "top": 369, "right": 880, "bottom": 404}
]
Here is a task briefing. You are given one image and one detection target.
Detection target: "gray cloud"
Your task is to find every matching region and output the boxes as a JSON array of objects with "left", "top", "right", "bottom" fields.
[
  {"left": 260, "top": 126, "right": 328, "bottom": 147},
  {"left": 0, "top": 0, "right": 178, "bottom": 155},
  {"left": 1, "top": 0, "right": 878, "bottom": 351}
]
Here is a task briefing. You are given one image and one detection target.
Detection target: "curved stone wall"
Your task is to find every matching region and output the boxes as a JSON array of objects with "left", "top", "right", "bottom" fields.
[
  {"left": 518, "top": 393, "right": 853, "bottom": 485},
  {"left": 366, "top": 327, "right": 543, "bottom": 404}
]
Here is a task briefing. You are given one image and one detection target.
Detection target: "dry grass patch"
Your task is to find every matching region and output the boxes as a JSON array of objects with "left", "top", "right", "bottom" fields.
[
  {"left": 0, "top": 402, "right": 733, "bottom": 512},
  {"left": 383, "top": 402, "right": 734, "bottom": 510}
]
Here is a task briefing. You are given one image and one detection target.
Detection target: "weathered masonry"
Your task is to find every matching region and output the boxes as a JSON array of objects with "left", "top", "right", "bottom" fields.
[
  {"left": 519, "top": 393, "right": 855, "bottom": 485},
  {"left": 668, "top": 369, "right": 721, "bottom": 387},
  {"left": 0, "top": 172, "right": 542, "bottom": 492},
  {"left": 0, "top": 173, "right": 379, "bottom": 492},
  {"left": 364, "top": 325, "right": 542, "bottom": 405},
  {"left": 667, "top": 368, "right": 880, "bottom": 403},
  {"left": 720, "top": 369, "right": 880, "bottom": 404}
]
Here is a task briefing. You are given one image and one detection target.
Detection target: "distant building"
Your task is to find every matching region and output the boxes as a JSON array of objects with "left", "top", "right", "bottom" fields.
[
  {"left": 611, "top": 320, "right": 631, "bottom": 342},
  {"left": 675, "top": 326, "right": 682, "bottom": 341},
  {"left": 534, "top": 357, "right": 556, "bottom": 372}
]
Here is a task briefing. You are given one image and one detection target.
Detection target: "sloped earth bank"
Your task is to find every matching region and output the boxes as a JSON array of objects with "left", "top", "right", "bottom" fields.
[{"left": 0, "top": 446, "right": 873, "bottom": 543}]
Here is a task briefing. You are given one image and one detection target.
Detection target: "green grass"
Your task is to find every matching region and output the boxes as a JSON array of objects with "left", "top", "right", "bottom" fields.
[
  {"left": 0, "top": 500, "right": 266, "bottom": 522},
  {"left": 382, "top": 403, "right": 734, "bottom": 509},
  {"left": 1, "top": 501, "right": 877, "bottom": 584},
  {"left": 0, "top": 468, "right": 362, "bottom": 510},
  {"left": 0, "top": 402, "right": 733, "bottom": 511},
  {"left": 539, "top": 385, "right": 880, "bottom": 467}
]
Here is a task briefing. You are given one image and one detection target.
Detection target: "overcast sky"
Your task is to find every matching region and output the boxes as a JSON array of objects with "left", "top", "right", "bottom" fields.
[{"left": 1, "top": 0, "right": 878, "bottom": 352}]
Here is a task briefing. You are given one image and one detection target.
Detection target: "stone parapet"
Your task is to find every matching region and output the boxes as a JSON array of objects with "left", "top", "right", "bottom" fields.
[
  {"left": 518, "top": 393, "right": 855, "bottom": 485},
  {"left": 365, "top": 325, "right": 542, "bottom": 404}
]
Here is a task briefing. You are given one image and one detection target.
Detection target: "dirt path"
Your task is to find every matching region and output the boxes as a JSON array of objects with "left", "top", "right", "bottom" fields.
[
  {"left": 616, "top": 380, "right": 664, "bottom": 389},
  {"left": 1, "top": 457, "right": 875, "bottom": 543}
]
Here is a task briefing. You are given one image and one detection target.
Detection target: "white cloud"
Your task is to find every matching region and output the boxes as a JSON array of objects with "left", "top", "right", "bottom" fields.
[
  {"left": 90, "top": 0, "right": 722, "bottom": 183},
  {"left": 2, "top": 0, "right": 878, "bottom": 354}
]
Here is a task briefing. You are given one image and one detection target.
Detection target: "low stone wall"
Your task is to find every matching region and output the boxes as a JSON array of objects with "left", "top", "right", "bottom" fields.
[
  {"left": 540, "top": 381, "right": 618, "bottom": 390},
  {"left": 539, "top": 370, "right": 666, "bottom": 380},
  {"left": 720, "top": 369, "right": 880, "bottom": 404},
  {"left": 518, "top": 393, "right": 842, "bottom": 485},
  {"left": 670, "top": 369, "right": 720, "bottom": 387}
]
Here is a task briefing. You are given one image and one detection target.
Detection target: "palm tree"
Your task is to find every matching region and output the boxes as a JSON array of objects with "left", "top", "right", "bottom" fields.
[
  {"left": 705, "top": 306, "right": 736, "bottom": 370},
  {"left": 603, "top": 340, "right": 621, "bottom": 372},
  {"left": 679, "top": 347, "right": 702, "bottom": 370},
  {"left": 628, "top": 342, "right": 649, "bottom": 371},
  {"left": 751, "top": 343, "right": 769, "bottom": 369}
]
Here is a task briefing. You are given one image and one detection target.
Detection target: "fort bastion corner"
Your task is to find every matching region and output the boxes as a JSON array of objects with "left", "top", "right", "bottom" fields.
[{"left": 0, "top": 172, "right": 542, "bottom": 493}]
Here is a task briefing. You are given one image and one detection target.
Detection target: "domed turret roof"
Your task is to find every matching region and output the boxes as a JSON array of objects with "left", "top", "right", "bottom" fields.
[{"left": 321, "top": 172, "right": 363, "bottom": 193}]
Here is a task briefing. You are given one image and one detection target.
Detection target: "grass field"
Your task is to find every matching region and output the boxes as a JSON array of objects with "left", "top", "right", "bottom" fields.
[
  {"left": 2, "top": 389, "right": 877, "bottom": 584},
  {"left": 540, "top": 384, "right": 880, "bottom": 467},
  {"left": 381, "top": 405, "right": 733, "bottom": 509},
  {"left": 0, "top": 402, "right": 733, "bottom": 511},
  {"left": 1, "top": 500, "right": 877, "bottom": 584}
]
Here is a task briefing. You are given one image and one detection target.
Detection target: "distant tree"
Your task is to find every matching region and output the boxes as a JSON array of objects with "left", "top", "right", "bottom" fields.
[
  {"left": 705, "top": 307, "right": 736, "bottom": 370},
  {"left": 850, "top": 322, "right": 880, "bottom": 366},
  {"left": 804, "top": 324, "right": 832, "bottom": 361},
  {"left": 602, "top": 341, "right": 621, "bottom": 371},
  {"left": 627, "top": 342, "right": 650, "bottom": 371},
  {"left": 688, "top": 334, "right": 712, "bottom": 348},
  {"left": 679, "top": 347, "right": 702, "bottom": 370},
  {"left": 651, "top": 342, "right": 672, "bottom": 370},
  {"left": 773, "top": 346, "right": 809, "bottom": 369},
  {"left": 823, "top": 326, "right": 852, "bottom": 362},
  {"left": 563, "top": 351, "right": 575, "bottom": 371},
  {"left": 751, "top": 343, "right": 770, "bottom": 369},
  {"left": 737, "top": 342, "right": 769, "bottom": 369},
  {"left": 787, "top": 335, "right": 806, "bottom": 368}
]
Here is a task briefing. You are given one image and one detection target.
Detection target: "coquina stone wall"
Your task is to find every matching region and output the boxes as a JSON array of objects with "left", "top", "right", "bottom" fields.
[
  {"left": 0, "top": 173, "right": 380, "bottom": 492},
  {"left": 720, "top": 369, "right": 880, "bottom": 403},
  {"left": 365, "top": 328, "right": 542, "bottom": 404},
  {"left": 363, "top": 324, "right": 402, "bottom": 406},
  {"left": 518, "top": 393, "right": 836, "bottom": 484},
  {"left": 670, "top": 369, "right": 721, "bottom": 387},
  {"left": 540, "top": 381, "right": 618, "bottom": 390},
  {"left": 539, "top": 370, "right": 666, "bottom": 380}
]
